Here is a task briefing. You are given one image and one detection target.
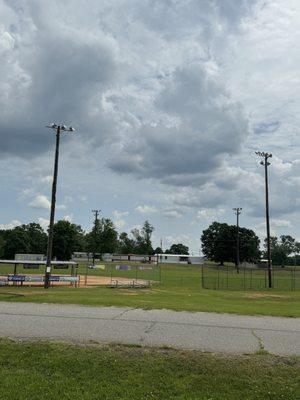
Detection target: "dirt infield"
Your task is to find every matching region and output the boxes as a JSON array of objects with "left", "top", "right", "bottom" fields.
[{"left": 78, "top": 275, "right": 151, "bottom": 287}]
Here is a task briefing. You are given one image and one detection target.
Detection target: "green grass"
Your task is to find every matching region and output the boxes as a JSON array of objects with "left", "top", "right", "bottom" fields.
[
  {"left": 1, "top": 284, "right": 300, "bottom": 317},
  {"left": 0, "top": 339, "right": 299, "bottom": 400},
  {"left": 0, "top": 262, "right": 300, "bottom": 317}
]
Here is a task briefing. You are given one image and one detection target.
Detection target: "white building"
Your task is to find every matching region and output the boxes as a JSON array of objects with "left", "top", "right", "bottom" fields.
[
  {"left": 72, "top": 252, "right": 100, "bottom": 261},
  {"left": 112, "top": 254, "right": 157, "bottom": 263},
  {"left": 156, "top": 254, "right": 204, "bottom": 265},
  {"left": 15, "top": 254, "right": 46, "bottom": 261}
]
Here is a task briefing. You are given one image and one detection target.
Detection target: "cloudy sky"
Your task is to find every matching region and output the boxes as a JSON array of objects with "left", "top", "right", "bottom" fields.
[{"left": 0, "top": 0, "right": 299, "bottom": 253}]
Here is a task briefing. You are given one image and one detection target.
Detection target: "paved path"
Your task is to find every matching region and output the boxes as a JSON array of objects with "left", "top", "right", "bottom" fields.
[{"left": 0, "top": 302, "right": 299, "bottom": 355}]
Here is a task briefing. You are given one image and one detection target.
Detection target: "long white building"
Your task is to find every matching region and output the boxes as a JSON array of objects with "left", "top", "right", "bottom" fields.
[{"left": 156, "top": 254, "right": 204, "bottom": 265}]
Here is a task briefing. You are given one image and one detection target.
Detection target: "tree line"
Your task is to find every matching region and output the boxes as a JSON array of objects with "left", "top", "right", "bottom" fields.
[
  {"left": 0, "top": 219, "right": 190, "bottom": 261},
  {"left": 0, "top": 218, "right": 299, "bottom": 265}
]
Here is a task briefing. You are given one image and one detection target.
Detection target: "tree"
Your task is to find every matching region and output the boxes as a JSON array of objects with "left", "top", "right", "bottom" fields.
[
  {"left": 165, "top": 243, "right": 189, "bottom": 255},
  {"left": 131, "top": 220, "right": 154, "bottom": 254},
  {"left": 86, "top": 218, "right": 118, "bottom": 256},
  {"left": 52, "top": 220, "right": 84, "bottom": 260},
  {"left": 0, "top": 223, "right": 48, "bottom": 259},
  {"left": 118, "top": 232, "right": 136, "bottom": 254},
  {"left": 1, "top": 226, "right": 31, "bottom": 259},
  {"left": 0, "top": 233, "right": 5, "bottom": 258},
  {"left": 100, "top": 219, "right": 118, "bottom": 253},
  {"left": 201, "top": 222, "right": 260, "bottom": 265},
  {"left": 264, "top": 235, "right": 298, "bottom": 266},
  {"left": 154, "top": 246, "right": 163, "bottom": 254},
  {"left": 23, "top": 223, "right": 47, "bottom": 254}
]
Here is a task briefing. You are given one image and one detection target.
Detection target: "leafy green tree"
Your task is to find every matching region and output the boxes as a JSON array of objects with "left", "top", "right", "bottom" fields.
[
  {"left": 201, "top": 221, "right": 260, "bottom": 265},
  {"left": 86, "top": 218, "right": 118, "bottom": 256},
  {"left": 100, "top": 219, "right": 118, "bottom": 253},
  {"left": 131, "top": 220, "right": 154, "bottom": 254},
  {"left": 23, "top": 223, "right": 47, "bottom": 254},
  {"left": 165, "top": 243, "right": 189, "bottom": 255},
  {"left": 264, "top": 235, "right": 298, "bottom": 266},
  {"left": 0, "top": 233, "right": 5, "bottom": 258},
  {"left": 118, "top": 232, "right": 136, "bottom": 254},
  {"left": 1, "top": 226, "right": 31, "bottom": 259},
  {"left": 52, "top": 220, "right": 84, "bottom": 260},
  {"left": 154, "top": 246, "right": 163, "bottom": 254}
]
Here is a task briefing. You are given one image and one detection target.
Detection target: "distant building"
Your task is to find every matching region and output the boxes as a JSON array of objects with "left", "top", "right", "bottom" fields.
[
  {"left": 15, "top": 254, "right": 46, "bottom": 261},
  {"left": 156, "top": 254, "right": 204, "bottom": 265},
  {"left": 71, "top": 252, "right": 100, "bottom": 261},
  {"left": 71, "top": 252, "right": 204, "bottom": 265},
  {"left": 111, "top": 254, "right": 156, "bottom": 263}
]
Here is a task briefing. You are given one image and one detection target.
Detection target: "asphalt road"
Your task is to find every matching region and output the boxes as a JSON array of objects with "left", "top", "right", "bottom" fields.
[{"left": 0, "top": 302, "right": 299, "bottom": 355}]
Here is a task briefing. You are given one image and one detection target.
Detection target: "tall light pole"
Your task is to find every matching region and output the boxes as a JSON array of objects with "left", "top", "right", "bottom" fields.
[
  {"left": 92, "top": 209, "right": 101, "bottom": 265},
  {"left": 233, "top": 207, "right": 242, "bottom": 274},
  {"left": 44, "top": 123, "right": 75, "bottom": 289},
  {"left": 255, "top": 151, "right": 272, "bottom": 288}
]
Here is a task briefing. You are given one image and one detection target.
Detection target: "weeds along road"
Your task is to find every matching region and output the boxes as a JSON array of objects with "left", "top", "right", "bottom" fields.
[{"left": 0, "top": 302, "right": 299, "bottom": 355}]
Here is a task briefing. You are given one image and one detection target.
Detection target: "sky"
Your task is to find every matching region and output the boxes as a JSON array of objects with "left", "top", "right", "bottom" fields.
[{"left": 0, "top": 0, "right": 299, "bottom": 254}]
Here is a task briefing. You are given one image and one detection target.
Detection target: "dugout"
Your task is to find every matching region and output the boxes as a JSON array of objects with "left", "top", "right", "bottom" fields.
[{"left": 0, "top": 259, "right": 78, "bottom": 286}]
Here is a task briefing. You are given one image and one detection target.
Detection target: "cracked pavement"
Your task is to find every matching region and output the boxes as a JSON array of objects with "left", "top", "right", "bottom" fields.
[{"left": 0, "top": 302, "right": 299, "bottom": 355}]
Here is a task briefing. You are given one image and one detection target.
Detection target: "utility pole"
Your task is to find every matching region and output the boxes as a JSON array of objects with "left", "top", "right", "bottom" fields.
[
  {"left": 44, "top": 123, "right": 75, "bottom": 289},
  {"left": 233, "top": 208, "right": 242, "bottom": 274},
  {"left": 92, "top": 209, "right": 101, "bottom": 266},
  {"left": 255, "top": 151, "right": 272, "bottom": 288}
]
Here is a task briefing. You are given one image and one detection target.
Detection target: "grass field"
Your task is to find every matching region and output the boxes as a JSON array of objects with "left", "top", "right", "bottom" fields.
[
  {"left": 0, "top": 339, "right": 299, "bottom": 400},
  {"left": 0, "top": 262, "right": 300, "bottom": 317}
]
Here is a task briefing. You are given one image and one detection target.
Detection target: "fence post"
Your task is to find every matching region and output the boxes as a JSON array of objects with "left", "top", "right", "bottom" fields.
[
  {"left": 226, "top": 265, "right": 229, "bottom": 289},
  {"left": 264, "top": 269, "right": 267, "bottom": 289},
  {"left": 217, "top": 265, "right": 220, "bottom": 290},
  {"left": 250, "top": 268, "right": 253, "bottom": 290},
  {"left": 243, "top": 266, "right": 246, "bottom": 290},
  {"left": 201, "top": 264, "right": 204, "bottom": 289}
]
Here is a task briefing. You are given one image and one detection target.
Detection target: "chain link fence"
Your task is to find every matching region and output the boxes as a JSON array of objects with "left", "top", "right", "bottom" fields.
[{"left": 201, "top": 265, "right": 300, "bottom": 291}]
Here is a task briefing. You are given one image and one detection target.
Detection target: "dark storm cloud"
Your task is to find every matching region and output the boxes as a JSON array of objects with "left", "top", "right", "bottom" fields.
[
  {"left": 0, "top": 0, "right": 116, "bottom": 157},
  {"left": 108, "top": 63, "right": 248, "bottom": 186}
]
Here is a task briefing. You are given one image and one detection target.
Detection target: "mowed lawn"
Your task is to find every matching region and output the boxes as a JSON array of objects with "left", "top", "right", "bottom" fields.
[
  {"left": 0, "top": 339, "right": 299, "bottom": 400},
  {"left": 0, "top": 263, "right": 299, "bottom": 317}
]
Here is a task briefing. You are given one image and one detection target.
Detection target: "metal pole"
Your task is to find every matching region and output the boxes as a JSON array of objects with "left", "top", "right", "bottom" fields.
[
  {"left": 44, "top": 126, "right": 60, "bottom": 289},
  {"left": 264, "top": 157, "right": 272, "bottom": 288},
  {"left": 92, "top": 209, "right": 100, "bottom": 266},
  {"left": 256, "top": 151, "right": 272, "bottom": 288},
  {"left": 233, "top": 208, "right": 242, "bottom": 274}
]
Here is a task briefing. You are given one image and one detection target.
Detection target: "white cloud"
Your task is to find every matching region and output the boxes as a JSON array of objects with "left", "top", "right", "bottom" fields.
[
  {"left": 271, "top": 219, "right": 292, "bottom": 228},
  {"left": 162, "top": 209, "right": 183, "bottom": 219},
  {"left": 164, "top": 234, "right": 190, "bottom": 247},
  {"left": 135, "top": 205, "right": 157, "bottom": 214},
  {"left": 62, "top": 214, "right": 73, "bottom": 222},
  {"left": 29, "top": 194, "right": 50, "bottom": 210},
  {"left": 112, "top": 210, "right": 129, "bottom": 230},
  {"left": 196, "top": 208, "right": 226, "bottom": 221},
  {"left": 40, "top": 175, "right": 53, "bottom": 185},
  {"left": 0, "top": 219, "right": 22, "bottom": 230},
  {"left": 37, "top": 217, "right": 49, "bottom": 230}
]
